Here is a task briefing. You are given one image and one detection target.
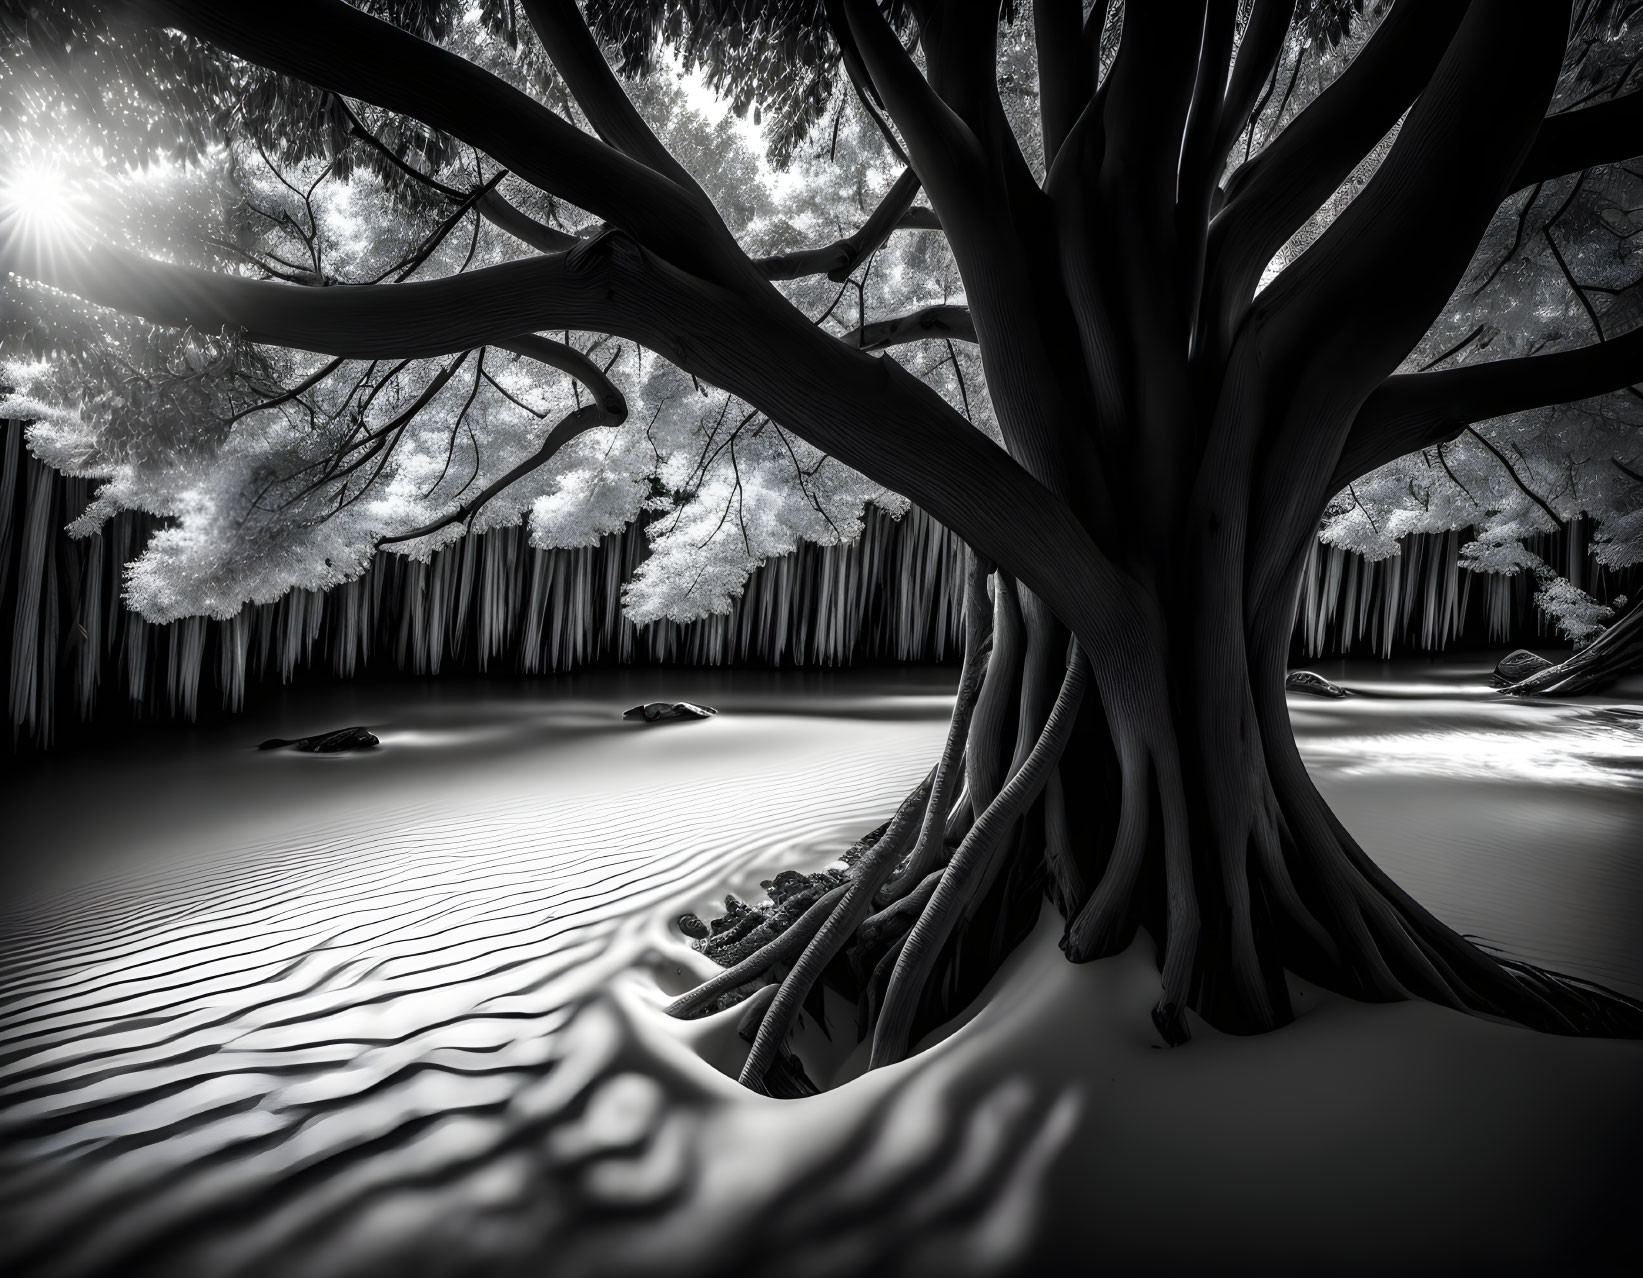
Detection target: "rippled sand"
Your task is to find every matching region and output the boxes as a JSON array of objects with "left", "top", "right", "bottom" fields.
[{"left": 2, "top": 663, "right": 1640, "bottom": 1276}]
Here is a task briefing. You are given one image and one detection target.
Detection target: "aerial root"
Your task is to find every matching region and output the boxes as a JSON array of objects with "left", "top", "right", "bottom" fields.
[
  {"left": 736, "top": 767, "right": 935, "bottom": 1091},
  {"left": 1041, "top": 767, "right": 1085, "bottom": 919},
  {"left": 860, "top": 868, "right": 942, "bottom": 948},
  {"left": 868, "top": 643, "right": 1090, "bottom": 1071},
  {"left": 1062, "top": 731, "right": 1150, "bottom": 962},
  {"left": 666, "top": 883, "right": 850, "bottom": 1019},
  {"left": 858, "top": 932, "right": 909, "bottom": 1041},
  {"left": 879, "top": 624, "right": 991, "bottom": 903},
  {"left": 1262, "top": 732, "right": 1643, "bottom": 1036},
  {"left": 1151, "top": 732, "right": 1200, "bottom": 1046}
]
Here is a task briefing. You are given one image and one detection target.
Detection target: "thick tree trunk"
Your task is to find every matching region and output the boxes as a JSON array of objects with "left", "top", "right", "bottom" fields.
[{"left": 675, "top": 524, "right": 1643, "bottom": 1094}]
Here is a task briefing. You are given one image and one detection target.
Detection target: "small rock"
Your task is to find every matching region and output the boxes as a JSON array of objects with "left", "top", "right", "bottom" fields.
[
  {"left": 1285, "top": 670, "right": 1349, "bottom": 698},
  {"left": 258, "top": 726, "right": 379, "bottom": 752},
  {"left": 677, "top": 913, "right": 709, "bottom": 940},
  {"left": 1491, "top": 649, "right": 1555, "bottom": 687},
  {"left": 622, "top": 701, "right": 717, "bottom": 722}
]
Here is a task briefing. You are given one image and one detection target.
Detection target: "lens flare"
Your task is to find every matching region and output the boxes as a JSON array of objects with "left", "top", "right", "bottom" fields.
[
  {"left": 1, "top": 162, "right": 81, "bottom": 230},
  {"left": 0, "top": 160, "right": 94, "bottom": 283}
]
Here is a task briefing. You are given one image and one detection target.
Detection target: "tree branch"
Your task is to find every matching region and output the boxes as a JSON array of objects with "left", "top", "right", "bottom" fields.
[
  {"left": 1097, "top": 0, "right": 1207, "bottom": 537},
  {"left": 1514, "top": 89, "right": 1643, "bottom": 191},
  {"left": 1034, "top": 0, "right": 1091, "bottom": 166},
  {"left": 837, "top": 0, "right": 982, "bottom": 217},
  {"left": 839, "top": 304, "right": 976, "bottom": 350},
  {"left": 1336, "top": 322, "right": 1643, "bottom": 488},
  {"left": 1250, "top": 1, "right": 1573, "bottom": 615},
  {"left": 1178, "top": 1, "right": 1238, "bottom": 333},
  {"left": 336, "top": 93, "right": 575, "bottom": 254},
  {"left": 755, "top": 167, "right": 928, "bottom": 282},
  {"left": 517, "top": 0, "right": 712, "bottom": 198},
  {"left": 474, "top": 190, "right": 578, "bottom": 255},
  {"left": 1207, "top": 0, "right": 1291, "bottom": 184},
  {"left": 1261, "top": 5, "right": 1570, "bottom": 406},
  {"left": 1464, "top": 424, "right": 1562, "bottom": 527},
  {"left": 132, "top": 0, "right": 748, "bottom": 284},
  {"left": 1178, "top": 0, "right": 1238, "bottom": 224},
  {"left": 1201, "top": 1, "right": 1469, "bottom": 359},
  {"left": 378, "top": 335, "right": 625, "bottom": 546}
]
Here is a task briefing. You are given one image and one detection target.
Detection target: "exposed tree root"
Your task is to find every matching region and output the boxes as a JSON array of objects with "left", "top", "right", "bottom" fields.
[
  {"left": 869, "top": 642, "right": 1089, "bottom": 1069},
  {"left": 1504, "top": 598, "right": 1643, "bottom": 695},
  {"left": 738, "top": 769, "right": 935, "bottom": 1090},
  {"left": 880, "top": 553, "right": 992, "bottom": 902},
  {"left": 669, "top": 565, "right": 1643, "bottom": 1100}
]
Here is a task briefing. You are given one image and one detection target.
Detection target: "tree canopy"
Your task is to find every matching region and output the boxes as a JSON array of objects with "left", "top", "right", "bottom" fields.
[
  {"left": 1, "top": 0, "right": 986, "bottom": 623},
  {"left": 3, "top": 1, "right": 1640, "bottom": 648}
]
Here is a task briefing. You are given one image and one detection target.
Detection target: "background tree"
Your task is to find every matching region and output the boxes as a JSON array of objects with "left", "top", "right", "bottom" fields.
[{"left": 4, "top": 0, "right": 1643, "bottom": 1095}]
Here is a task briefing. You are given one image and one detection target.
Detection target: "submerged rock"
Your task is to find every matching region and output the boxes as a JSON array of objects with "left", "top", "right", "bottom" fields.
[
  {"left": 622, "top": 701, "right": 717, "bottom": 722},
  {"left": 1285, "top": 670, "right": 1349, "bottom": 698},
  {"left": 258, "top": 726, "right": 380, "bottom": 753},
  {"left": 1492, "top": 649, "right": 1555, "bottom": 688}
]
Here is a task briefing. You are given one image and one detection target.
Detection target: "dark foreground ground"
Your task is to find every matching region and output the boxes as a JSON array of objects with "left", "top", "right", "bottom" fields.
[{"left": 1, "top": 658, "right": 1640, "bottom": 1276}]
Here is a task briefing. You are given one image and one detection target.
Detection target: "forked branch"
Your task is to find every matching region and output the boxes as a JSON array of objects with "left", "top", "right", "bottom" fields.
[{"left": 756, "top": 168, "right": 931, "bottom": 282}]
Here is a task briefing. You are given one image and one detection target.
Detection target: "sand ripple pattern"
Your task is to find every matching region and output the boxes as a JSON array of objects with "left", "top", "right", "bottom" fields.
[{"left": 0, "top": 738, "right": 929, "bottom": 1278}]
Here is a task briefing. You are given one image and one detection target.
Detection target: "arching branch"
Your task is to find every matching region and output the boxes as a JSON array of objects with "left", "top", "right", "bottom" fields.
[
  {"left": 1249, "top": 1, "right": 1573, "bottom": 618},
  {"left": 19, "top": 239, "right": 596, "bottom": 359},
  {"left": 14, "top": 221, "right": 1153, "bottom": 717},
  {"left": 1260, "top": 5, "right": 1570, "bottom": 410},
  {"left": 517, "top": 0, "right": 714, "bottom": 200}
]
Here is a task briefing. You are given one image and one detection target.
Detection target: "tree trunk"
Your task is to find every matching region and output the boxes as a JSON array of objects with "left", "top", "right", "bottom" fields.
[{"left": 675, "top": 476, "right": 1643, "bottom": 1094}]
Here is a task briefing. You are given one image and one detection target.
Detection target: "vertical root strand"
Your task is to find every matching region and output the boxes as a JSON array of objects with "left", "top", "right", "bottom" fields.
[
  {"left": 737, "top": 768, "right": 934, "bottom": 1091},
  {"left": 869, "top": 644, "right": 1090, "bottom": 1071}
]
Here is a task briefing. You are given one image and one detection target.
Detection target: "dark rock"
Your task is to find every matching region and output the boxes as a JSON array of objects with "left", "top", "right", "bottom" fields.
[
  {"left": 622, "top": 700, "right": 717, "bottom": 722},
  {"left": 1285, "top": 670, "right": 1349, "bottom": 698},
  {"left": 258, "top": 726, "right": 380, "bottom": 752},
  {"left": 769, "top": 870, "right": 811, "bottom": 903},
  {"left": 1491, "top": 649, "right": 1555, "bottom": 688},
  {"left": 676, "top": 913, "right": 710, "bottom": 940}
]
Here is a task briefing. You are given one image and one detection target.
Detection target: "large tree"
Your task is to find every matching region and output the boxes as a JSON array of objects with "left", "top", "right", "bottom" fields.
[{"left": 4, "top": 0, "right": 1643, "bottom": 1091}]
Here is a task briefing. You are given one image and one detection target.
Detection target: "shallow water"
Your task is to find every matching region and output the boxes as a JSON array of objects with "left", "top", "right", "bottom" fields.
[{"left": 2, "top": 659, "right": 1640, "bottom": 1276}]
